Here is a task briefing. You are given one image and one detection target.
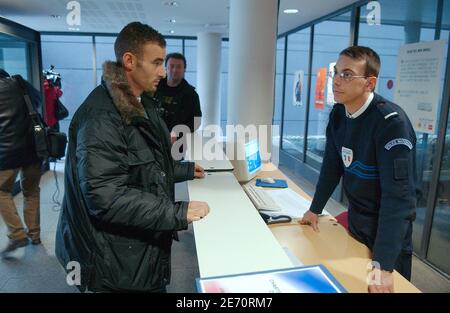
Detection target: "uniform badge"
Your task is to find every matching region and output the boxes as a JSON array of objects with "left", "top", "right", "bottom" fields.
[
  {"left": 384, "top": 138, "right": 413, "bottom": 150},
  {"left": 342, "top": 147, "right": 353, "bottom": 167}
]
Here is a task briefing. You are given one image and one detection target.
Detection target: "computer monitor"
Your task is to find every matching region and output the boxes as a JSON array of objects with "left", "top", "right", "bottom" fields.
[{"left": 227, "top": 138, "right": 262, "bottom": 182}]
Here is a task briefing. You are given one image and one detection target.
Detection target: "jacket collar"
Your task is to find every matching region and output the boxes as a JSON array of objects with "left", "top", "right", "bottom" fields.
[{"left": 102, "top": 61, "right": 146, "bottom": 125}]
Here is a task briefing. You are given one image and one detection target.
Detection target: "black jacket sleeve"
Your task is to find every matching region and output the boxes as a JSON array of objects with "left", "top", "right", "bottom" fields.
[
  {"left": 192, "top": 90, "right": 202, "bottom": 130},
  {"left": 372, "top": 117, "right": 416, "bottom": 271},
  {"left": 182, "top": 89, "right": 202, "bottom": 132},
  {"left": 77, "top": 115, "right": 188, "bottom": 232},
  {"left": 173, "top": 160, "right": 195, "bottom": 183},
  {"left": 310, "top": 110, "right": 344, "bottom": 214},
  {"left": 25, "top": 81, "right": 42, "bottom": 112}
]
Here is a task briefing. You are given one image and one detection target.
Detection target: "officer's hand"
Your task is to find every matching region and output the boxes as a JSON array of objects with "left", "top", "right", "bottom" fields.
[
  {"left": 299, "top": 210, "right": 320, "bottom": 232},
  {"left": 187, "top": 201, "right": 210, "bottom": 223},
  {"left": 194, "top": 163, "right": 205, "bottom": 179},
  {"left": 368, "top": 269, "right": 394, "bottom": 293}
]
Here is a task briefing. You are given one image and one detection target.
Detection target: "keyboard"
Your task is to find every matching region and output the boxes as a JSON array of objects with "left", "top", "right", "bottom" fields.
[{"left": 242, "top": 183, "right": 280, "bottom": 211}]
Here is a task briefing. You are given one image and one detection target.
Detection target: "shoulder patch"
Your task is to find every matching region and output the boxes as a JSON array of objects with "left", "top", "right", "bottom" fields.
[
  {"left": 376, "top": 100, "right": 399, "bottom": 119},
  {"left": 384, "top": 138, "right": 413, "bottom": 150}
]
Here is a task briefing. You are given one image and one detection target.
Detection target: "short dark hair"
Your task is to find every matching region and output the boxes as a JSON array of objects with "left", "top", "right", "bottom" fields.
[
  {"left": 165, "top": 53, "right": 187, "bottom": 69},
  {"left": 339, "top": 46, "right": 381, "bottom": 77},
  {"left": 0, "top": 68, "right": 10, "bottom": 79},
  {"left": 114, "top": 22, "right": 166, "bottom": 63}
]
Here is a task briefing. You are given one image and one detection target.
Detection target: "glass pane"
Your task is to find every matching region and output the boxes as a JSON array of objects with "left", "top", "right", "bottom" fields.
[
  {"left": 41, "top": 35, "right": 94, "bottom": 120},
  {"left": 272, "top": 37, "right": 285, "bottom": 156},
  {"left": 221, "top": 41, "right": 229, "bottom": 130},
  {"left": 443, "top": 0, "right": 450, "bottom": 32},
  {"left": 306, "top": 12, "right": 351, "bottom": 168},
  {"left": 220, "top": 72, "right": 228, "bottom": 132},
  {"left": 95, "top": 36, "right": 116, "bottom": 44},
  {"left": 281, "top": 27, "right": 311, "bottom": 159},
  {"left": 95, "top": 36, "right": 116, "bottom": 68},
  {"left": 427, "top": 96, "right": 450, "bottom": 275},
  {"left": 165, "top": 39, "right": 183, "bottom": 61},
  {"left": 184, "top": 39, "right": 197, "bottom": 80},
  {"left": 0, "top": 33, "right": 31, "bottom": 80},
  {"left": 427, "top": 0, "right": 450, "bottom": 276},
  {"left": 358, "top": 0, "right": 443, "bottom": 264},
  {"left": 221, "top": 40, "right": 229, "bottom": 73},
  {"left": 273, "top": 37, "right": 285, "bottom": 127},
  {"left": 184, "top": 72, "right": 197, "bottom": 88},
  {"left": 441, "top": 0, "right": 450, "bottom": 40},
  {"left": 41, "top": 35, "right": 93, "bottom": 69},
  {"left": 359, "top": 0, "right": 437, "bottom": 102},
  {"left": 57, "top": 69, "right": 94, "bottom": 119}
]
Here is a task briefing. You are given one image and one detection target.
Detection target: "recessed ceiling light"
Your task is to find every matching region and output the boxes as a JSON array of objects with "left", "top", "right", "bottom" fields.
[
  {"left": 164, "top": 1, "right": 178, "bottom": 6},
  {"left": 283, "top": 9, "right": 299, "bottom": 14},
  {"left": 169, "top": 30, "right": 175, "bottom": 34}
]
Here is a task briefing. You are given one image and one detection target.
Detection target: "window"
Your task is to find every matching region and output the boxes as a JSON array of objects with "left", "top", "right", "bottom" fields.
[
  {"left": 95, "top": 36, "right": 116, "bottom": 85},
  {"left": 273, "top": 37, "right": 285, "bottom": 127},
  {"left": 281, "top": 28, "right": 311, "bottom": 159},
  {"left": 358, "top": 0, "right": 441, "bottom": 256},
  {"left": 0, "top": 33, "right": 31, "bottom": 80},
  {"left": 272, "top": 0, "right": 450, "bottom": 277},
  {"left": 166, "top": 38, "right": 183, "bottom": 55},
  {"left": 184, "top": 39, "right": 197, "bottom": 88},
  {"left": 426, "top": 0, "right": 450, "bottom": 275},
  {"left": 220, "top": 40, "right": 229, "bottom": 131},
  {"left": 358, "top": 0, "right": 437, "bottom": 101},
  {"left": 41, "top": 35, "right": 94, "bottom": 134},
  {"left": 306, "top": 12, "right": 351, "bottom": 169}
]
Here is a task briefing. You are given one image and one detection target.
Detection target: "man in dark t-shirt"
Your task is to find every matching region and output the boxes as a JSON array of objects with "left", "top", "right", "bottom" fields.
[{"left": 155, "top": 53, "right": 202, "bottom": 138}]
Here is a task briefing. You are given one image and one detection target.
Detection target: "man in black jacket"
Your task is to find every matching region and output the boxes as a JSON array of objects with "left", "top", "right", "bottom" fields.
[
  {"left": 55, "top": 22, "right": 209, "bottom": 292},
  {"left": 0, "top": 69, "right": 43, "bottom": 257},
  {"left": 156, "top": 53, "right": 202, "bottom": 138},
  {"left": 300, "top": 46, "right": 416, "bottom": 293}
]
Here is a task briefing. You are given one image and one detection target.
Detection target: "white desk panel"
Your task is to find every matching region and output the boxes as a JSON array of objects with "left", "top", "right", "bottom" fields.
[{"left": 188, "top": 172, "right": 294, "bottom": 278}]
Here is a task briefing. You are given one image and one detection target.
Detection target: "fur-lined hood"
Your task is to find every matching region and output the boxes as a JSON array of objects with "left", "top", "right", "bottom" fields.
[{"left": 102, "top": 61, "right": 146, "bottom": 124}]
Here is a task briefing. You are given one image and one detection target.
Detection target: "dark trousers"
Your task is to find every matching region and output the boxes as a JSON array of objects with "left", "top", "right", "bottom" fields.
[{"left": 348, "top": 212, "right": 414, "bottom": 281}]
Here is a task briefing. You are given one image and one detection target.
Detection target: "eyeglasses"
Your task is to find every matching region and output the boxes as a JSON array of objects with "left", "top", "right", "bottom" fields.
[{"left": 329, "top": 70, "right": 369, "bottom": 82}]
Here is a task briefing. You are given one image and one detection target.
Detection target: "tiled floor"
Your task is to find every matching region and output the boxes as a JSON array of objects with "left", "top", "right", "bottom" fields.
[{"left": 0, "top": 160, "right": 449, "bottom": 292}]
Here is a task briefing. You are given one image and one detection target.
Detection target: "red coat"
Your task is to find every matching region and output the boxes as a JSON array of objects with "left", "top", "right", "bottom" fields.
[{"left": 44, "top": 80, "right": 63, "bottom": 127}]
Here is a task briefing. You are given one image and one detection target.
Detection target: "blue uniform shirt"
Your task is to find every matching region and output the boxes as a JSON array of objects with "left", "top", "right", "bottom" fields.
[{"left": 310, "top": 93, "right": 417, "bottom": 272}]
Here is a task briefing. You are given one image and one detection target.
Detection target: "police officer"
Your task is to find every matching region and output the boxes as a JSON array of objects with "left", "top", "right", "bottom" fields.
[
  {"left": 155, "top": 53, "right": 202, "bottom": 137},
  {"left": 300, "top": 46, "right": 417, "bottom": 293}
]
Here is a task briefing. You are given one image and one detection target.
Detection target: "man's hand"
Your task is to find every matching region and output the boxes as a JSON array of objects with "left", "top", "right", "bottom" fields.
[
  {"left": 368, "top": 268, "right": 394, "bottom": 293},
  {"left": 194, "top": 163, "right": 205, "bottom": 179},
  {"left": 299, "top": 210, "right": 320, "bottom": 232},
  {"left": 187, "top": 201, "right": 210, "bottom": 223},
  {"left": 170, "top": 131, "right": 177, "bottom": 145}
]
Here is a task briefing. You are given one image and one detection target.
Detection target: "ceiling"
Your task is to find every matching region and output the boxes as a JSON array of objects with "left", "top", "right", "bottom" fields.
[{"left": 0, "top": 0, "right": 359, "bottom": 37}]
